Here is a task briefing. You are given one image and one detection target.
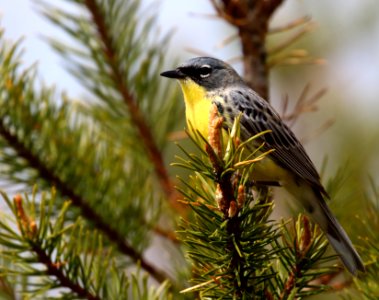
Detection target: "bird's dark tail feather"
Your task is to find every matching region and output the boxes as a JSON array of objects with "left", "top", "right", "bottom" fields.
[{"left": 316, "top": 195, "right": 365, "bottom": 275}]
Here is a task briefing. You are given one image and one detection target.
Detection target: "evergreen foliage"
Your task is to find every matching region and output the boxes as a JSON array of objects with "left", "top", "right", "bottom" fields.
[
  {"left": 0, "top": 189, "right": 171, "bottom": 299},
  {"left": 346, "top": 182, "right": 379, "bottom": 300},
  {"left": 0, "top": 0, "right": 376, "bottom": 299},
  {"left": 175, "top": 110, "right": 337, "bottom": 299}
]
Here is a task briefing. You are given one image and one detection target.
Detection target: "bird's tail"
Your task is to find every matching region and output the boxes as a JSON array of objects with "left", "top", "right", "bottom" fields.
[
  {"left": 286, "top": 181, "right": 365, "bottom": 275},
  {"left": 315, "top": 194, "right": 365, "bottom": 275}
]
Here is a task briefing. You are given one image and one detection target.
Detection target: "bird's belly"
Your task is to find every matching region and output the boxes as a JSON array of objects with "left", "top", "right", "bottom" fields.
[{"left": 249, "top": 155, "right": 289, "bottom": 184}]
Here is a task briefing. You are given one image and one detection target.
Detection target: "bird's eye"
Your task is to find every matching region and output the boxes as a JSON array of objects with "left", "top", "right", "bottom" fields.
[{"left": 199, "top": 65, "right": 211, "bottom": 78}]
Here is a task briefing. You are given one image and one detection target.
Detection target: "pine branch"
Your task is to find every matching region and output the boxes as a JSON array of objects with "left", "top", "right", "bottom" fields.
[
  {"left": 0, "top": 117, "right": 168, "bottom": 284},
  {"left": 2, "top": 193, "right": 105, "bottom": 299},
  {"left": 82, "top": 0, "right": 178, "bottom": 205},
  {"left": 0, "top": 191, "right": 173, "bottom": 299},
  {"left": 0, "top": 29, "right": 172, "bottom": 284},
  {"left": 175, "top": 106, "right": 340, "bottom": 298},
  {"left": 31, "top": 242, "right": 100, "bottom": 300},
  {"left": 34, "top": 0, "right": 185, "bottom": 252},
  {"left": 176, "top": 107, "right": 279, "bottom": 298},
  {"left": 275, "top": 215, "right": 337, "bottom": 299}
]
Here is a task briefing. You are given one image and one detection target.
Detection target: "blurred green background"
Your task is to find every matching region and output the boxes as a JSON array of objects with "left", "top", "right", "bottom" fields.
[
  {"left": 3, "top": 0, "right": 378, "bottom": 179},
  {"left": 3, "top": 0, "right": 378, "bottom": 240}
]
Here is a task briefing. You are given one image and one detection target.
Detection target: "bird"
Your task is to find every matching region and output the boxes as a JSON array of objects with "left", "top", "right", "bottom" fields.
[{"left": 160, "top": 56, "right": 365, "bottom": 276}]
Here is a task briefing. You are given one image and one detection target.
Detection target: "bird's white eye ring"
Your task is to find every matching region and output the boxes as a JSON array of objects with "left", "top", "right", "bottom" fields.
[{"left": 199, "top": 64, "right": 211, "bottom": 78}]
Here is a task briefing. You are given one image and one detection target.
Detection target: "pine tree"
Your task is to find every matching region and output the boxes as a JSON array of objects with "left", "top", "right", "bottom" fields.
[{"left": 0, "top": 1, "right": 377, "bottom": 299}]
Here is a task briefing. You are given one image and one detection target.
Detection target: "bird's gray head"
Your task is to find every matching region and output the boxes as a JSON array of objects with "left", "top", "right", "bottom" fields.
[{"left": 160, "top": 57, "right": 244, "bottom": 90}]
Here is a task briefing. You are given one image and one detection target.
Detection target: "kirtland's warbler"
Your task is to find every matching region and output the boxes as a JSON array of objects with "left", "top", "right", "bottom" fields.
[{"left": 161, "top": 57, "right": 364, "bottom": 275}]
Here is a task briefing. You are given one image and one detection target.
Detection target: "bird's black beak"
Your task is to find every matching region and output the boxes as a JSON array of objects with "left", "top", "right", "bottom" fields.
[{"left": 160, "top": 68, "right": 186, "bottom": 79}]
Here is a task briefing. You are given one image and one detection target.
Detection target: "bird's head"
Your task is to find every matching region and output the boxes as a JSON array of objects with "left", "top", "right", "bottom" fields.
[{"left": 160, "top": 57, "right": 243, "bottom": 91}]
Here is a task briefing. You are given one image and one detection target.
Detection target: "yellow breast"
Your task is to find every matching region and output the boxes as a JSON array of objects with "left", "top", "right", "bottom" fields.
[{"left": 179, "top": 79, "right": 213, "bottom": 138}]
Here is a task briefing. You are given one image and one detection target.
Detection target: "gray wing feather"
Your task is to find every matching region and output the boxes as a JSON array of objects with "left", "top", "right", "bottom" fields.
[{"left": 226, "top": 88, "right": 327, "bottom": 196}]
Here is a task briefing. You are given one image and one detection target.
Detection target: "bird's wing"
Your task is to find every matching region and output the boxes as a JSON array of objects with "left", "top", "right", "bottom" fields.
[{"left": 225, "top": 88, "right": 327, "bottom": 196}]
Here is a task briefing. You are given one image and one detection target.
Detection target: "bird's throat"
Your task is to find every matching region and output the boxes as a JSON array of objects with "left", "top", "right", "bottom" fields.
[{"left": 179, "top": 79, "right": 213, "bottom": 139}]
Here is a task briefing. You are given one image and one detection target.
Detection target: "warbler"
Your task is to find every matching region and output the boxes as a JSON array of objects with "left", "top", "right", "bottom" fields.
[{"left": 161, "top": 57, "right": 365, "bottom": 275}]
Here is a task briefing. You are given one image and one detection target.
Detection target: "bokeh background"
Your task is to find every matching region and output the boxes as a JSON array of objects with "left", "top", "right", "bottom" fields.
[
  {"left": 1, "top": 1, "right": 379, "bottom": 297},
  {"left": 3, "top": 0, "right": 379, "bottom": 176}
]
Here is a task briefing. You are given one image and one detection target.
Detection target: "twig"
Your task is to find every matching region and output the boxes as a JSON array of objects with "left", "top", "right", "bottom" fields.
[
  {"left": 281, "top": 84, "right": 328, "bottom": 127},
  {"left": 268, "top": 55, "right": 326, "bottom": 68},
  {"left": 316, "top": 269, "right": 355, "bottom": 291},
  {"left": 152, "top": 225, "right": 180, "bottom": 244},
  {"left": 33, "top": 242, "right": 101, "bottom": 300},
  {"left": 268, "top": 23, "right": 315, "bottom": 55},
  {"left": 300, "top": 118, "right": 334, "bottom": 144},
  {"left": 269, "top": 16, "right": 312, "bottom": 34},
  {"left": 280, "top": 271, "right": 296, "bottom": 300},
  {"left": 167, "top": 130, "right": 187, "bottom": 141},
  {"left": 331, "top": 278, "right": 354, "bottom": 291},
  {"left": 178, "top": 199, "right": 219, "bottom": 211},
  {"left": 185, "top": 47, "right": 213, "bottom": 57},
  {"left": 215, "top": 33, "right": 238, "bottom": 49}
]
